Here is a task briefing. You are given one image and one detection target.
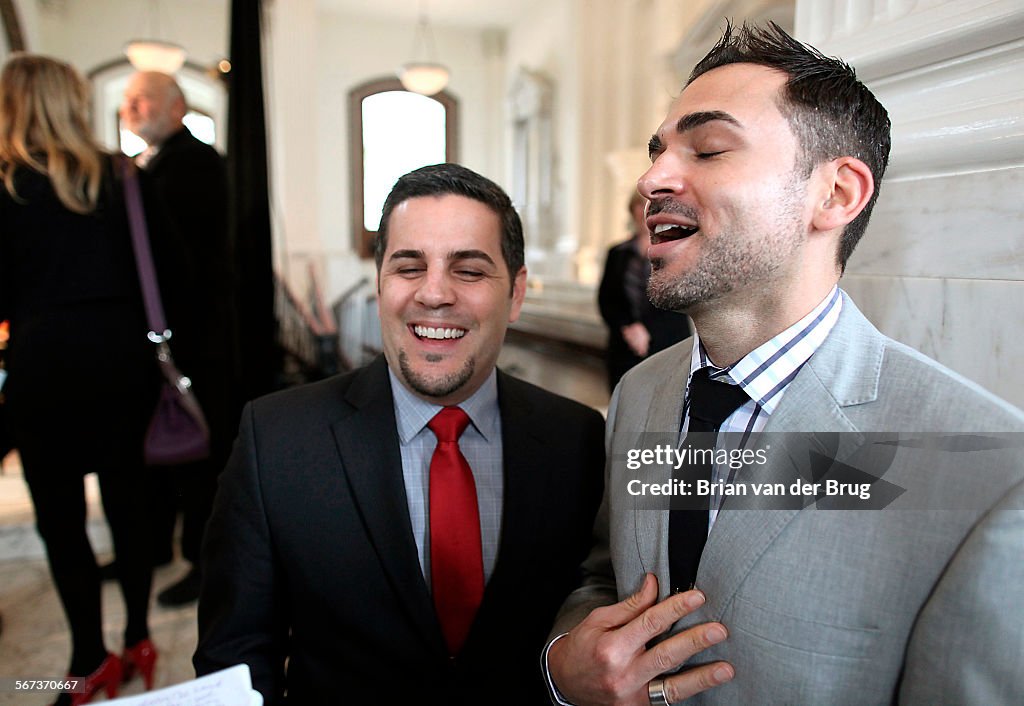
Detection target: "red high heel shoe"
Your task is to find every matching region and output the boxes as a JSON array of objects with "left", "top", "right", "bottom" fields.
[
  {"left": 54, "top": 653, "right": 122, "bottom": 706},
  {"left": 122, "top": 638, "right": 158, "bottom": 690}
]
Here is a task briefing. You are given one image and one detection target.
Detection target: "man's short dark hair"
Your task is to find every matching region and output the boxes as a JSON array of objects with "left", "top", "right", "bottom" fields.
[
  {"left": 375, "top": 163, "right": 525, "bottom": 289},
  {"left": 690, "top": 21, "right": 891, "bottom": 271}
]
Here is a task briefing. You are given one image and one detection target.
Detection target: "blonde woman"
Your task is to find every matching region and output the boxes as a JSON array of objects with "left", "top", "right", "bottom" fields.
[{"left": 0, "top": 54, "right": 161, "bottom": 705}]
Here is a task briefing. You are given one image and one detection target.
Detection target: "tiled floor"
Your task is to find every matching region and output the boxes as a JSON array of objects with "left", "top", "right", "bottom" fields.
[{"left": 0, "top": 455, "right": 199, "bottom": 705}]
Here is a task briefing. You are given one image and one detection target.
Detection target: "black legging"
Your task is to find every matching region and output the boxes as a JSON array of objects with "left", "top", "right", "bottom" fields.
[{"left": 21, "top": 447, "right": 153, "bottom": 676}]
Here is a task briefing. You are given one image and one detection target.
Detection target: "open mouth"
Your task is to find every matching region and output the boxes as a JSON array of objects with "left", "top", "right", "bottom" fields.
[
  {"left": 412, "top": 325, "right": 466, "bottom": 340},
  {"left": 650, "top": 223, "right": 698, "bottom": 244}
]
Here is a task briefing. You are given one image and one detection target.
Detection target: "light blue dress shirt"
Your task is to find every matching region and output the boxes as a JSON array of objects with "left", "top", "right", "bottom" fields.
[{"left": 388, "top": 368, "right": 504, "bottom": 587}]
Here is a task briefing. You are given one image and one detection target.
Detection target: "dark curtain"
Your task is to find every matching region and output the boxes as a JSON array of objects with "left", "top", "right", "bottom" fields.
[
  {"left": 228, "top": 0, "right": 278, "bottom": 401},
  {"left": 0, "top": 0, "right": 27, "bottom": 52}
]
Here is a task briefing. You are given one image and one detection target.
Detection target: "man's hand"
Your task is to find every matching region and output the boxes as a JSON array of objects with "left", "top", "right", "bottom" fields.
[
  {"left": 549, "top": 573, "right": 733, "bottom": 706},
  {"left": 621, "top": 323, "right": 651, "bottom": 358}
]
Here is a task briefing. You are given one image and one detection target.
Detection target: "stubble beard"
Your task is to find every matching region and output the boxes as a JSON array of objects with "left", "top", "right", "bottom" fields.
[
  {"left": 647, "top": 183, "right": 806, "bottom": 312},
  {"left": 398, "top": 350, "right": 476, "bottom": 400},
  {"left": 132, "top": 113, "right": 176, "bottom": 146}
]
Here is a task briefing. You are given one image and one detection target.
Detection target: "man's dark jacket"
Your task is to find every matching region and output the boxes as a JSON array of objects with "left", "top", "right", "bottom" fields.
[{"left": 195, "top": 357, "right": 605, "bottom": 704}]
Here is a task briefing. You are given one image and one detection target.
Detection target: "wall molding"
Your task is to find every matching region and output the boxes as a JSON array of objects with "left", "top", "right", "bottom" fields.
[
  {"left": 798, "top": 1, "right": 1024, "bottom": 179},
  {"left": 798, "top": 0, "right": 1024, "bottom": 81},
  {"left": 878, "top": 39, "right": 1024, "bottom": 178}
]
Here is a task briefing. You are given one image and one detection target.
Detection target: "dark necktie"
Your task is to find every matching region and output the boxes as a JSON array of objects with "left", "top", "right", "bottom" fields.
[
  {"left": 668, "top": 368, "right": 750, "bottom": 592},
  {"left": 427, "top": 407, "right": 484, "bottom": 655}
]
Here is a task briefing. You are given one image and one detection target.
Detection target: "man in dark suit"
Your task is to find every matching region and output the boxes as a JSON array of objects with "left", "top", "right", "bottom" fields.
[
  {"left": 194, "top": 164, "right": 605, "bottom": 704},
  {"left": 120, "top": 71, "right": 236, "bottom": 606},
  {"left": 598, "top": 191, "right": 690, "bottom": 391}
]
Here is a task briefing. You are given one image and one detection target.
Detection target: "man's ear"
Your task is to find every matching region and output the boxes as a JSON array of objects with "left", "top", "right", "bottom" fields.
[
  {"left": 811, "top": 157, "right": 874, "bottom": 233},
  {"left": 508, "top": 266, "right": 527, "bottom": 324}
]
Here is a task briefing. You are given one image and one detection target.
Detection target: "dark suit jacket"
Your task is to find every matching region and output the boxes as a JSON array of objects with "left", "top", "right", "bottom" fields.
[
  {"left": 597, "top": 239, "right": 690, "bottom": 390},
  {"left": 194, "top": 356, "right": 605, "bottom": 704},
  {"left": 145, "top": 126, "right": 236, "bottom": 453}
]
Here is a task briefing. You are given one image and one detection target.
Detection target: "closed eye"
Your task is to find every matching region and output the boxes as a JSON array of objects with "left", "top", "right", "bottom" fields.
[{"left": 696, "top": 151, "right": 725, "bottom": 160}]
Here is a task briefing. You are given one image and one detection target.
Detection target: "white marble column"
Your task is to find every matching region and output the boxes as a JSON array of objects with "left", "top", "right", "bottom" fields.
[{"left": 797, "top": 0, "right": 1024, "bottom": 407}]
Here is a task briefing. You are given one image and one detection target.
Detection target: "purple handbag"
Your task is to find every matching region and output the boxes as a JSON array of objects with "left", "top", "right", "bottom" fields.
[{"left": 120, "top": 157, "right": 211, "bottom": 465}]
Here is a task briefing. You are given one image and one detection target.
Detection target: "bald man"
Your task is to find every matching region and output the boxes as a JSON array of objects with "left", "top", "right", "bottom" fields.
[{"left": 120, "top": 71, "right": 237, "bottom": 607}]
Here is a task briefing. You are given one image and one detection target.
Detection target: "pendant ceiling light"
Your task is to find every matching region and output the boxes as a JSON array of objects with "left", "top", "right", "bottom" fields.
[
  {"left": 124, "top": 0, "right": 186, "bottom": 73},
  {"left": 398, "top": 3, "right": 449, "bottom": 96}
]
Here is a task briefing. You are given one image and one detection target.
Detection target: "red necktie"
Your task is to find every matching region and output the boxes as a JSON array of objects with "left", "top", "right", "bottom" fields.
[{"left": 428, "top": 406, "right": 484, "bottom": 655}]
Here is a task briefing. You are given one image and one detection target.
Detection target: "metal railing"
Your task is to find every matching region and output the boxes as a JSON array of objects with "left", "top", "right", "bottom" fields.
[
  {"left": 331, "top": 277, "right": 381, "bottom": 371},
  {"left": 275, "top": 274, "right": 339, "bottom": 383}
]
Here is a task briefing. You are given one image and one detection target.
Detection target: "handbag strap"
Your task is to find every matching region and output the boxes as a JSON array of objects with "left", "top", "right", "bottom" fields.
[{"left": 119, "top": 155, "right": 170, "bottom": 341}]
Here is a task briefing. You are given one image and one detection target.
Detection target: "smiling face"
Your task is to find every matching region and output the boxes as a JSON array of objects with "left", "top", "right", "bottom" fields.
[
  {"left": 378, "top": 194, "right": 527, "bottom": 406},
  {"left": 639, "top": 63, "right": 815, "bottom": 314}
]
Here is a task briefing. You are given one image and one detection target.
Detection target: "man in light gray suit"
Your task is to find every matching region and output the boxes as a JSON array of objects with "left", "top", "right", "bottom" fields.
[{"left": 546, "top": 22, "right": 1024, "bottom": 706}]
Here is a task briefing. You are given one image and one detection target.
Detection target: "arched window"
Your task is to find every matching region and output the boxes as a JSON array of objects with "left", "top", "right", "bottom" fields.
[{"left": 348, "top": 78, "right": 458, "bottom": 258}]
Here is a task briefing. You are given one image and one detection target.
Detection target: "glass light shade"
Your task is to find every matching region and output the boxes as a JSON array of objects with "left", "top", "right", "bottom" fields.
[
  {"left": 398, "top": 62, "right": 450, "bottom": 96},
  {"left": 124, "top": 40, "right": 187, "bottom": 73}
]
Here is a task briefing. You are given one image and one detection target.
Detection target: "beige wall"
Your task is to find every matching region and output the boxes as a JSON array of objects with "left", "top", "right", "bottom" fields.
[
  {"left": 269, "top": 5, "right": 508, "bottom": 302},
  {"left": 32, "top": 0, "right": 228, "bottom": 73}
]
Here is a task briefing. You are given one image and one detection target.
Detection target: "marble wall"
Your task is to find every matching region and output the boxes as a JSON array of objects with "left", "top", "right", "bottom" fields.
[{"left": 798, "top": 0, "right": 1024, "bottom": 409}]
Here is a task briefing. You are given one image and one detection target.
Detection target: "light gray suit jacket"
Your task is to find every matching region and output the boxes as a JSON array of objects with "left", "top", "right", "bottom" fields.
[{"left": 554, "top": 293, "right": 1024, "bottom": 704}]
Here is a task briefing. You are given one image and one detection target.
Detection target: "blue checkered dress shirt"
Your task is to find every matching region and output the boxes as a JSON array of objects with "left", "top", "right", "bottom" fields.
[
  {"left": 681, "top": 286, "right": 844, "bottom": 530},
  {"left": 389, "top": 368, "right": 504, "bottom": 588}
]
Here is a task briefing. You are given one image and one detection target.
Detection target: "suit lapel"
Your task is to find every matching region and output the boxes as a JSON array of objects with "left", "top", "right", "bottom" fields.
[
  {"left": 631, "top": 347, "right": 690, "bottom": 598},
  {"left": 329, "top": 357, "right": 444, "bottom": 653},
  {"left": 481, "top": 373, "right": 548, "bottom": 600},
  {"left": 697, "top": 367, "right": 858, "bottom": 617},
  {"left": 695, "top": 295, "right": 886, "bottom": 618}
]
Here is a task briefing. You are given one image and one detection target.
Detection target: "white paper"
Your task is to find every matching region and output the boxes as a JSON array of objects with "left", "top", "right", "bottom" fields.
[{"left": 104, "top": 664, "right": 262, "bottom": 706}]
